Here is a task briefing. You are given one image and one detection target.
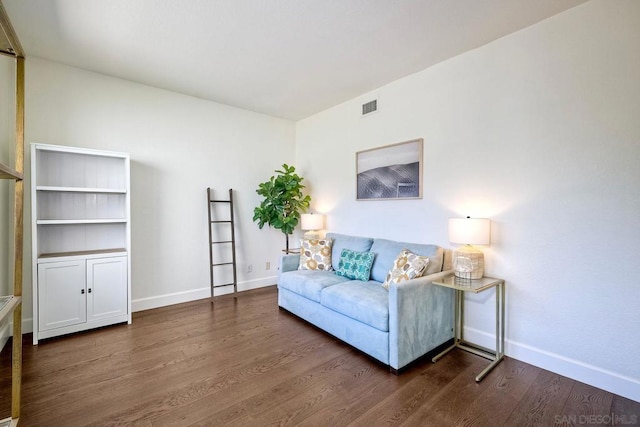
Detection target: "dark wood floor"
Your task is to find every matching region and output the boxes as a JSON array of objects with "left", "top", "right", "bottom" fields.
[{"left": 1, "top": 286, "right": 638, "bottom": 426}]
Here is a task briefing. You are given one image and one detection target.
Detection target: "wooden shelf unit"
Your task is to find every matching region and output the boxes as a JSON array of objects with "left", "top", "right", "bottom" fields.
[{"left": 0, "top": 1, "right": 25, "bottom": 424}]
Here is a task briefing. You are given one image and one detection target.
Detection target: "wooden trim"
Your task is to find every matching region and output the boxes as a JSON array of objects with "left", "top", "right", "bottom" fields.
[
  {"left": 0, "top": 2, "right": 25, "bottom": 57},
  {"left": 13, "top": 56, "right": 24, "bottom": 298},
  {"left": 14, "top": 56, "right": 24, "bottom": 173},
  {"left": 11, "top": 303, "right": 22, "bottom": 419},
  {"left": 10, "top": 49, "right": 25, "bottom": 423}
]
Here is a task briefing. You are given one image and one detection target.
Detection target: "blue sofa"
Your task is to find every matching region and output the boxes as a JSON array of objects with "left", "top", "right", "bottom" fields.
[{"left": 278, "top": 233, "right": 455, "bottom": 372}]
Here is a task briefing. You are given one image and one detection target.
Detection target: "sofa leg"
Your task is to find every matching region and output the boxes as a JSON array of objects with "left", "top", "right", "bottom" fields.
[{"left": 389, "top": 367, "right": 399, "bottom": 375}]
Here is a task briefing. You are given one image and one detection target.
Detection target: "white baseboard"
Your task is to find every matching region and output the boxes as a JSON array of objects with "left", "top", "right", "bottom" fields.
[
  {"left": 131, "top": 276, "right": 277, "bottom": 312},
  {"left": 464, "top": 326, "right": 640, "bottom": 403}
]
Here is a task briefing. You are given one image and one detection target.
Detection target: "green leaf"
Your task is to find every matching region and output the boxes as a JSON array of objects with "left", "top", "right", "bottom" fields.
[{"left": 252, "top": 163, "right": 312, "bottom": 245}]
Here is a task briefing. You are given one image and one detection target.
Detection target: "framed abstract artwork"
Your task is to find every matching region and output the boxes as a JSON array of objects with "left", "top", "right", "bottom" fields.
[{"left": 356, "top": 138, "right": 423, "bottom": 200}]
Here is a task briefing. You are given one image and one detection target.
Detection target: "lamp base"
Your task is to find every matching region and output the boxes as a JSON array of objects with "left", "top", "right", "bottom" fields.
[
  {"left": 453, "top": 245, "right": 484, "bottom": 280},
  {"left": 303, "top": 231, "right": 320, "bottom": 240}
]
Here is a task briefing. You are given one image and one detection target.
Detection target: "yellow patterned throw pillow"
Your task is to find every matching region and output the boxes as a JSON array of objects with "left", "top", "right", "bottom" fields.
[
  {"left": 381, "top": 249, "right": 430, "bottom": 290},
  {"left": 298, "top": 238, "right": 333, "bottom": 271}
]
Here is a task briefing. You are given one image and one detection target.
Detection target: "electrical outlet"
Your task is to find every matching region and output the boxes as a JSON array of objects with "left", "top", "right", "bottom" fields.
[
  {"left": 266, "top": 261, "right": 271, "bottom": 270},
  {"left": 247, "top": 264, "right": 253, "bottom": 273}
]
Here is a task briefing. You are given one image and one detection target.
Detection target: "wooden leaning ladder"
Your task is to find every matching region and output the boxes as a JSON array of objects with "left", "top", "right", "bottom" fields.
[{"left": 206, "top": 188, "right": 238, "bottom": 298}]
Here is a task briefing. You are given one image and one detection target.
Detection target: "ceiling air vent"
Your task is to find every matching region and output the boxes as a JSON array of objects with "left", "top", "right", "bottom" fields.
[{"left": 362, "top": 99, "right": 377, "bottom": 116}]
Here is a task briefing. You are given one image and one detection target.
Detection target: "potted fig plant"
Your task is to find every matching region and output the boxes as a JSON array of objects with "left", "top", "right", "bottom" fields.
[{"left": 253, "top": 164, "right": 311, "bottom": 253}]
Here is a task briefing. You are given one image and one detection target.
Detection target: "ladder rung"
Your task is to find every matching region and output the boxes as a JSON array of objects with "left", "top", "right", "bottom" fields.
[
  {"left": 209, "top": 200, "right": 231, "bottom": 203},
  {"left": 212, "top": 262, "right": 234, "bottom": 267},
  {"left": 211, "top": 241, "right": 232, "bottom": 244},
  {"left": 210, "top": 220, "right": 232, "bottom": 224},
  {"left": 212, "top": 283, "right": 235, "bottom": 288}
]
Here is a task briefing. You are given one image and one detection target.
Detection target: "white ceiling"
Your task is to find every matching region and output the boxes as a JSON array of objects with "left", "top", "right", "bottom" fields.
[{"left": 4, "top": 0, "right": 587, "bottom": 120}]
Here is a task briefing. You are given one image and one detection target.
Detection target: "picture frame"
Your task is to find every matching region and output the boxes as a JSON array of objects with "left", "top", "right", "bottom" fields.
[{"left": 356, "top": 138, "right": 423, "bottom": 201}]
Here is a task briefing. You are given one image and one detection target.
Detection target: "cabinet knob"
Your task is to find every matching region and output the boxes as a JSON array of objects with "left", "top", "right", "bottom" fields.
[
  {"left": 81, "top": 289, "right": 85, "bottom": 294},
  {"left": 88, "top": 288, "right": 92, "bottom": 293}
]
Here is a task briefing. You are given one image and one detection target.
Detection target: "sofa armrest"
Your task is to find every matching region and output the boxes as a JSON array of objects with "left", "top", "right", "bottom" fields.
[
  {"left": 279, "top": 254, "right": 300, "bottom": 274},
  {"left": 388, "top": 270, "right": 455, "bottom": 370}
]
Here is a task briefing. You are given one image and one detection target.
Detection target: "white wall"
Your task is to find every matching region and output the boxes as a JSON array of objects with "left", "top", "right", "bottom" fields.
[
  {"left": 296, "top": 0, "right": 640, "bottom": 401},
  {"left": 22, "top": 57, "right": 295, "bottom": 320},
  {"left": 7, "top": 0, "right": 638, "bottom": 403}
]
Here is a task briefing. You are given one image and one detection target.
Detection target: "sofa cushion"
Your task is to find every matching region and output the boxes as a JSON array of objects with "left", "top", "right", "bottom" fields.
[
  {"left": 298, "top": 238, "right": 333, "bottom": 271},
  {"left": 326, "top": 233, "right": 374, "bottom": 271},
  {"left": 336, "top": 249, "right": 376, "bottom": 281},
  {"left": 320, "top": 281, "right": 389, "bottom": 332},
  {"left": 279, "top": 270, "right": 350, "bottom": 303},
  {"left": 381, "top": 249, "right": 430, "bottom": 290},
  {"left": 369, "top": 238, "right": 443, "bottom": 282}
]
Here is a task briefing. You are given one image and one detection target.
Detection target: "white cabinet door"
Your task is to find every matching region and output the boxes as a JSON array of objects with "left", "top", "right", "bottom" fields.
[
  {"left": 86, "top": 256, "right": 128, "bottom": 322},
  {"left": 38, "top": 260, "right": 86, "bottom": 331}
]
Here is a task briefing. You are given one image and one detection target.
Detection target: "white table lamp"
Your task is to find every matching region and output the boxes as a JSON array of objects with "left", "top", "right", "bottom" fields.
[
  {"left": 301, "top": 213, "right": 324, "bottom": 239},
  {"left": 449, "top": 217, "right": 491, "bottom": 279}
]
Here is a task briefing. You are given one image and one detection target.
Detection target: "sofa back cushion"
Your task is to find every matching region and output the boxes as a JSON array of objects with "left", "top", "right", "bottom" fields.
[
  {"left": 326, "top": 233, "right": 374, "bottom": 271},
  {"left": 369, "top": 238, "right": 443, "bottom": 283}
]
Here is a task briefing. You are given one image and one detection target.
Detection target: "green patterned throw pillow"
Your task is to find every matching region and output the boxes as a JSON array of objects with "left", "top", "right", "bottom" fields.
[
  {"left": 336, "top": 248, "right": 375, "bottom": 281},
  {"left": 381, "top": 249, "right": 430, "bottom": 290},
  {"left": 298, "top": 238, "right": 333, "bottom": 271}
]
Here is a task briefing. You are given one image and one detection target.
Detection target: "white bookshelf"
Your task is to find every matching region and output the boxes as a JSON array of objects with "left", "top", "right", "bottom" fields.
[{"left": 31, "top": 143, "right": 132, "bottom": 344}]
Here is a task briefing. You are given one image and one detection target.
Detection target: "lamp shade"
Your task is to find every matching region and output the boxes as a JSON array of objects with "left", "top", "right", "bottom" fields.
[
  {"left": 448, "top": 217, "right": 490, "bottom": 246},
  {"left": 301, "top": 213, "right": 324, "bottom": 231}
]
